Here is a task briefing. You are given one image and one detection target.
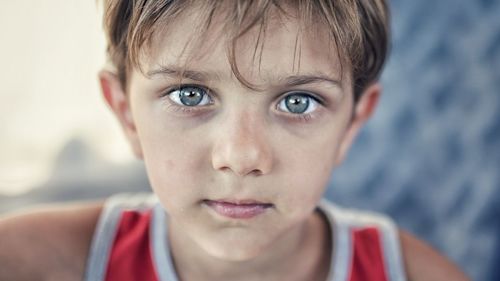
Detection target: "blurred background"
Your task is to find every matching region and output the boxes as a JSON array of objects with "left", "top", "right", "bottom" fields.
[{"left": 0, "top": 0, "right": 498, "bottom": 280}]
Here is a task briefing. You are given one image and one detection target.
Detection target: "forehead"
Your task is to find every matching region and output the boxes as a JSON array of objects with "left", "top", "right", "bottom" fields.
[{"left": 140, "top": 4, "right": 350, "bottom": 88}]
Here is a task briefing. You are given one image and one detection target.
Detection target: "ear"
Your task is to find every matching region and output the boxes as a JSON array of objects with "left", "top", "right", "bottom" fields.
[
  {"left": 334, "top": 83, "right": 381, "bottom": 166},
  {"left": 99, "top": 70, "right": 143, "bottom": 159}
]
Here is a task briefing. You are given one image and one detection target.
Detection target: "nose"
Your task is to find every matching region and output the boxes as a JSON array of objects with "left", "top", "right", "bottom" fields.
[{"left": 211, "top": 110, "right": 273, "bottom": 177}]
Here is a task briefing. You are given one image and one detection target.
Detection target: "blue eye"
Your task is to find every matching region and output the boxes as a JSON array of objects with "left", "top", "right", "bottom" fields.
[
  {"left": 277, "top": 93, "right": 319, "bottom": 114},
  {"left": 168, "top": 85, "right": 212, "bottom": 106}
]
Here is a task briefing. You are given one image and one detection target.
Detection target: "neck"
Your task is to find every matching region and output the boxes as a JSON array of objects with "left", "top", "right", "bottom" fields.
[{"left": 168, "top": 210, "right": 332, "bottom": 281}]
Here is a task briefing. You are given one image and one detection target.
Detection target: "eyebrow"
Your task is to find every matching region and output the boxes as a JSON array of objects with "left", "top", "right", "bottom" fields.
[
  {"left": 147, "top": 66, "right": 220, "bottom": 82},
  {"left": 147, "top": 66, "right": 341, "bottom": 89},
  {"left": 282, "top": 75, "right": 341, "bottom": 89}
]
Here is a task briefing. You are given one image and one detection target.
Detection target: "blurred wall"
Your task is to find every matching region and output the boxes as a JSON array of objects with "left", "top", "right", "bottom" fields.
[
  {"left": 0, "top": 1, "right": 133, "bottom": 195},
  {"left": 327, "top": 1, "right": 500, "bottom": 280}
]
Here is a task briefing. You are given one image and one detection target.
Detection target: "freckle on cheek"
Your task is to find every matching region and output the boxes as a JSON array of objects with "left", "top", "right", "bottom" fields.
[{"left": 165, "top": 160, "right": 175, "bottom": 171}]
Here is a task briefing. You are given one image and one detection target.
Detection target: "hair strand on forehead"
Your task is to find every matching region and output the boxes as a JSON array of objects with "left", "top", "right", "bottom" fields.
[{"left": 102, "top": 0, "right": 390, "bottom": 100}]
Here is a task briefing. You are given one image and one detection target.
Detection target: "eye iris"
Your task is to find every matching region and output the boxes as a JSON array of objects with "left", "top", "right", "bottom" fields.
[
  {"left": 285, "top": 95, "right": 309, "bottom": 114},
  {"left": 179, "top": 87, "right": 204, "bottom": 106}
]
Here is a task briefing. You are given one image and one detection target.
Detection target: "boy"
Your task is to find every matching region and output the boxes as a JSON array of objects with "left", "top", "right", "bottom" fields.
[{"left": 0, "top": 0, "right": 470, "bottom": 280}]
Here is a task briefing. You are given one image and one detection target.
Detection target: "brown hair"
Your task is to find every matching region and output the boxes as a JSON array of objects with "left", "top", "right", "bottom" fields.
[{"left": 101, "top": 0, "right": 390, "bottom": 101}]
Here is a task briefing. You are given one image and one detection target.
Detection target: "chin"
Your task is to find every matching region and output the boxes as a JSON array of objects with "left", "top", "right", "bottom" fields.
[{"left": 199, "top": 233, "right": 268, "bottom": 262}]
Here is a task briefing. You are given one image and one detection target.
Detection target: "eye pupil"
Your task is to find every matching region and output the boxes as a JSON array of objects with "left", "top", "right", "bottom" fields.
[
  {"left": 179, "top": 87, "right": 204, "bottom": 106},
  {"left": 285, "top": 94, "right": 309, "bottom": 114}
]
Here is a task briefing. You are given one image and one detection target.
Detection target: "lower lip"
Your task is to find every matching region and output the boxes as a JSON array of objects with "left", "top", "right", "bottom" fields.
[{"left": 204, "top": 200, "right": 272, "bottom": 219}]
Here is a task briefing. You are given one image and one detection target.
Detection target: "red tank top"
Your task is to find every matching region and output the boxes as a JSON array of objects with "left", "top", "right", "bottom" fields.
[{"left": 84, "top": 193, "right": 407, "bottom": 281}]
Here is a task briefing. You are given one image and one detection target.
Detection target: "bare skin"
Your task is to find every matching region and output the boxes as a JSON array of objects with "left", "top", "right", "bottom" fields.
[
  {"left": 399, "top": 230, "right": 470, "bottom": 281},
  {"left": 0, "top": 202, "right": 470, "bottom": 281},
  {"left": 167, "top": 207, "right": 332, "bottom": 281},
  {"left": 0, "top": 202, "right": 102, "bottom": 281}
]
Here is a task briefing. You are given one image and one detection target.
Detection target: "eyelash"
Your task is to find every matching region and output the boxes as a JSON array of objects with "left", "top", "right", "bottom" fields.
[
  {"left": 159, "top": 84, "right": 212, "bottom": 114},
  {"left": 160, "top": 84, "right": 323, "bottom": 123}
]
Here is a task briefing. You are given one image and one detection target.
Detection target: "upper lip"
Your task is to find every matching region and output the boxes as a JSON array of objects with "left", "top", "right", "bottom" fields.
[{"left": 204, "top": 199, "right": 273, "bottom": 206}]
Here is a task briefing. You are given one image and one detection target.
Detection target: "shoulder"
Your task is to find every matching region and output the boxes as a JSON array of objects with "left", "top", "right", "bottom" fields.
[
  {"left": 399, "top": 229, "right": 471, "bottom": 281},
  {"left": 0, "top": 200, "right": 104, "bottom": 281},
  {"left": 318, "top": 201, "right": 470, "bottom": 281}
]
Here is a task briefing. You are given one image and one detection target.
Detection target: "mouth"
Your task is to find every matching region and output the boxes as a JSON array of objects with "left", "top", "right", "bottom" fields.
[{"left": 202, "top": 199, "right": 274, "bottom": 219}]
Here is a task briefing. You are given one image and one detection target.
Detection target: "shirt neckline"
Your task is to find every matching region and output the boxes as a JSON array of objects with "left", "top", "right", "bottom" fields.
[{"left": 150, "top": 200, "right": 349, "bottom": 281}]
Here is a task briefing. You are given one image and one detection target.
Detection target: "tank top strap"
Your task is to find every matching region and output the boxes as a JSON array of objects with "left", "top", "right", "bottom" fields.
[
  {"left": 319, "top": 199, "right": 407, "bottom": 281},
  {"left": 83, "top": 193, "right": 159, "bottom": 281},
  {"left": 150, "top": 201, "right": 180, "bottom": 281}
]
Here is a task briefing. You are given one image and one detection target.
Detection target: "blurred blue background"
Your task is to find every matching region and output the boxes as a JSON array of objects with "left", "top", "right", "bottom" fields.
[
  {"left": 327, "top": 0, "right": 500, "bottom": 280},
  {"left": 0, "top": 0, "right": 498, "bottom": 280}
]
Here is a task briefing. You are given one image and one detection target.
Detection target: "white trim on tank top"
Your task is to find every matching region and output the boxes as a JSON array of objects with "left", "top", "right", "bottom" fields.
[{"left": 84, "top": 193, "right": 407, "bottom": 281}]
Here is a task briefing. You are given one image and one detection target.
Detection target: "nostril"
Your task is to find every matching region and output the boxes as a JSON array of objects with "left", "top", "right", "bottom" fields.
[
  {"left": 216, "top": 165, "right": 263, "bottom": 177},
  {"left": 218, "top": 166, "right": 231, "bottom": 173},
  {"left": 249, "top": 169, "right": 263, "bottom": 176}
]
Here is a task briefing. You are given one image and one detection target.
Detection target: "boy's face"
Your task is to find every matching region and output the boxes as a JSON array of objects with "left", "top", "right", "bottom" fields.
[{"left": 102, "top": 7, "right": 379, "bottom": 261}]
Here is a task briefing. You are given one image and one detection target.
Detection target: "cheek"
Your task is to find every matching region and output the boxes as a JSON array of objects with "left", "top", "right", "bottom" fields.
[
  {"left": 146, "top": 147, "right": 208, "bottom": 214},
  {"left": 133, "top": 111, "right": 210, "bottom": 210},
  {"left": 276, "top": 129, "right": 341, "bottom": 217}
]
